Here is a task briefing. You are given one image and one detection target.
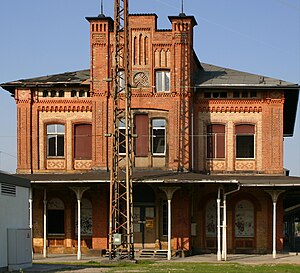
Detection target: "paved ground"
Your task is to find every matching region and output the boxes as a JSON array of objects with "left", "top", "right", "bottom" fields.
[{"left": 17, "top": 252, "right": 300, "bottom": 272}]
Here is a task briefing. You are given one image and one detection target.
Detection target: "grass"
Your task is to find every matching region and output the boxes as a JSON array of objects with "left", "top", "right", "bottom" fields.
[
  {"left": 106, "top": 262, "right": 300, "bottom": 273},
  {"left": 40, "top": 260, "right": 300, "bottom": 273}
]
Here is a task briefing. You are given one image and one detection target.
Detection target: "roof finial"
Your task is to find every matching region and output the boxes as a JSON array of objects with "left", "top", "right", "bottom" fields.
[
  {"left": 179, "top": 0, "right": 186, "bottom": 17},
  {"left": 98, "top": 0, "right": 105, "bottom": 17}
]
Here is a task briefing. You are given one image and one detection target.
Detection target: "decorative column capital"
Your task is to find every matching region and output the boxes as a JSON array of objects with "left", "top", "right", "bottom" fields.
[
  {"left": 265, "top": 190, "right": 285, "bottom": 203},
  {"left": 70, "top": 187, "right": 90, "bottom": 200},
  {"left": 159, "top": 187, "right": 180, "bottom": 200}
]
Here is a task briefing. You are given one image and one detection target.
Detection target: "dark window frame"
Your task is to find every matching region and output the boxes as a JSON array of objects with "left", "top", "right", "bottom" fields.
[
  {"left": 235, "top": 124, "right": 255, "bottom": 159},
  {"left": 152, "top": 119, "right": 166, "bottom": 155}
]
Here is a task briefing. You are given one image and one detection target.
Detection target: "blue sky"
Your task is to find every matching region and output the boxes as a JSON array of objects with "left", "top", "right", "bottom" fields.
[{"left": 0, "top": 0, "right": 299, "bottom": 175}]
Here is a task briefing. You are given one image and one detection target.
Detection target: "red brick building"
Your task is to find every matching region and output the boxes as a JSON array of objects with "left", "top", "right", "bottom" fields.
[{"left": 1, "top": 11, "right": 300, "bottom": 258}]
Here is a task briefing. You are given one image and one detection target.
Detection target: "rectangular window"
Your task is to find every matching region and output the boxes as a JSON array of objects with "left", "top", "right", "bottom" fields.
[
  {"left": 119, "top": 119, "right": 126, "bottom": 154},
  {"left": 156, "top": 71, "right": 170, "bottom": 92},
  {"left": 152, "top": 119, "right": 166, "bottom": 155},
  {"left": 74, "top": 124, "right": 92, "bottom": 159},
  {"left": 207, "top": 124, "right": 225, "bottom": 159},
  {"left": 135, "top": 114, "right": 149, "bottom": 156},
  {"left": 47, "top": 124, "right": 65, "bottom": 157},
  {"left": 117, "top": 70, "right": 125, "bottom": 93},
  {"left": 236, "top": 124, "right": 255, "bottom": 158}
]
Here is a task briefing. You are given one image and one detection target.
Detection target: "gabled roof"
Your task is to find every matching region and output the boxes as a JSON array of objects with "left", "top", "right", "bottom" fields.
[{"left": 196, "top": 63, "right": 298, "bottom": 88}]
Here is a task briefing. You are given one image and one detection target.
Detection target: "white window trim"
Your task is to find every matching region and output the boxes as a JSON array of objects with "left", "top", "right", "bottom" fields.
[
  {"left": 155, "top": 70, "right": 170, "bottom": 92},
  {"left": 152, "top": 119, "right": 166, "bottom": 156}
]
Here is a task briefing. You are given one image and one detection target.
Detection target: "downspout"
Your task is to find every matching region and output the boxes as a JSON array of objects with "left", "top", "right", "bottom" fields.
[
  {"left": 43, "top": 188, "right": 47, "bottom": 258},
  {"left": 29, "top": 187, "right": 33, "bottom": 258},
  {"left": 217, "top": 187, "right": 221, "bottom": 261},
  {"left": 222, "top": 184, "right": 240, "bottom": 261}
]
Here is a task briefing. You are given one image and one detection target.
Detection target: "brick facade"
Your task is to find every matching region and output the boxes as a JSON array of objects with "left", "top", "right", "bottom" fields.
[{"left": 1, "top": 11, "right": 299, "bottom": 256}]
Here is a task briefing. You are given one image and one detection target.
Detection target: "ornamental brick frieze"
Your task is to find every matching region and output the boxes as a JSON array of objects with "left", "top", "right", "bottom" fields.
[
  {"left": 74, "top": 160, "right": 92, "bottom": 170},
  {"left": 38, "top": 105, "right": 92, "bottom": 112},
  {"left": 131, "top": 27, "right": 151, "bottom": 31},
  {"left": 92, "top": 43, "right": 107, "bottom": 47},
  {"left": 131, "top": 92, "right": 182, "bottom": 98},
  {"left": 16, "top": 99, "right": 31, "bottom": 104},
  {"left": 197, "top": 106, "right": 262, "bottom": 113},
  {"left": 264, "top": 98, "right": 285, "bottom": 104},
  {"left": 235, "top": 161, "right": 256, "bottom": 171},
  {"left": 91, "top": 92, "right": 108, "bottom": 97},
  {"left": 153, "top": 43, "right": 172, "bottom": 49},
  {"left": 92, "top": 33, "right": 106, "bottom": 42},
  {"left": 46, "top": 159, "right": 65, "bottom": 170}
]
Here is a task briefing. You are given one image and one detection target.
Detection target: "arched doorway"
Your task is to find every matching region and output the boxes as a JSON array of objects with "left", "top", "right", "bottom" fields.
[{"left": 133, "top": 184, "right": 156, "bottom": 249}]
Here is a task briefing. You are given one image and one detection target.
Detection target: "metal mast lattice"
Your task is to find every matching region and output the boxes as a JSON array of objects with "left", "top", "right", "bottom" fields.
[{"left": 108, "top": 0, "right": 134, "bottom": 260}]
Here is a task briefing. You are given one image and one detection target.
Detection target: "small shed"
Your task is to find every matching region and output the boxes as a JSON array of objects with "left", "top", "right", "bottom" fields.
[{"left": 0, "top": 172, "right": 31, "bottom": 272}]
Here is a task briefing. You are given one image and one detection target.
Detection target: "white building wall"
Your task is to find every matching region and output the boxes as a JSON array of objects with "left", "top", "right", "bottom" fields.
[{"left": 0, "top": 186, "right": 29, "bottom": 270}]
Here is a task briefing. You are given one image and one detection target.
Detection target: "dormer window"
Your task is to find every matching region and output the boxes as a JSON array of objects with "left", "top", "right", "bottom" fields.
[
  {"left": 43, "top": 90, "right": 49, "bottom": 97},
  {"left": 71, "top": 90, "right": 77, "bottom": 97},
  {"left": 79, "top": 90, "right": 85, "bottom": 97}
]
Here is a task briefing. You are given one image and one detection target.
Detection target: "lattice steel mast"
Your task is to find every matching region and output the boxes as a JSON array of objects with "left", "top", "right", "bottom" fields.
[{"left": 108, "top": 0, "right": 134, "bottom": 259}]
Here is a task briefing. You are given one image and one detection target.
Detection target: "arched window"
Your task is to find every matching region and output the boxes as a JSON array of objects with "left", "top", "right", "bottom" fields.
[
  {"left": 206, "top": 199, "right": 217, "bottom": 237},
  {"left": 235, "top": 200, "right": 254, "bottom": 238},
  {"left": 47, "top": 198, "right": 65, "bottom": 235},
  {"left": 75, "top": 198, "right": 92, "bottom": 235}
]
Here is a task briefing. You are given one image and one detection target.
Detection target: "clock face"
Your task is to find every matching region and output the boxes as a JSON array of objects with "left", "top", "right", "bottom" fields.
[{"left": 133, "top": 72, "right": 149, "bottom": 87}]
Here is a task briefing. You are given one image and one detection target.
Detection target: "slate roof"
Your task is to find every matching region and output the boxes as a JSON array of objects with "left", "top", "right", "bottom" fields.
[
  {"left": 0, "top": 69, "right": 90, "bottom": 92},
  {"left": 15, "top": 170, "right": 300, "bottom": 187},
  {"left": 1, "top": 64, "right": 298, "bottom": 89},
  {"left": 196, "top": 63, "right": 298, "bottom": 88}
]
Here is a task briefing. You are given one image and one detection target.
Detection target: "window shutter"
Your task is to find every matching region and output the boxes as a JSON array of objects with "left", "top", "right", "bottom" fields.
[
  {"left": 74, "top": 124, "right": 92, "bottom": 159},
  {"left": 135, "top": 114, "right": 149, "bottom": 156}
]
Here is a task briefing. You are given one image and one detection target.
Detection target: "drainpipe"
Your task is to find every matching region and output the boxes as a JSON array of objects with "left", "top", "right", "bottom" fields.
[
  {"left": 222, "top": 184, "right": 240, "bottom": 261},
  {"left": 29, "top": 187, "right": 33, "bottom": 258},
  {"left": 217, "top": 187, "right": 221, "bottom": 261},
  {"left": 43, "top": 189, "right": 47, "bottom": 258}
]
